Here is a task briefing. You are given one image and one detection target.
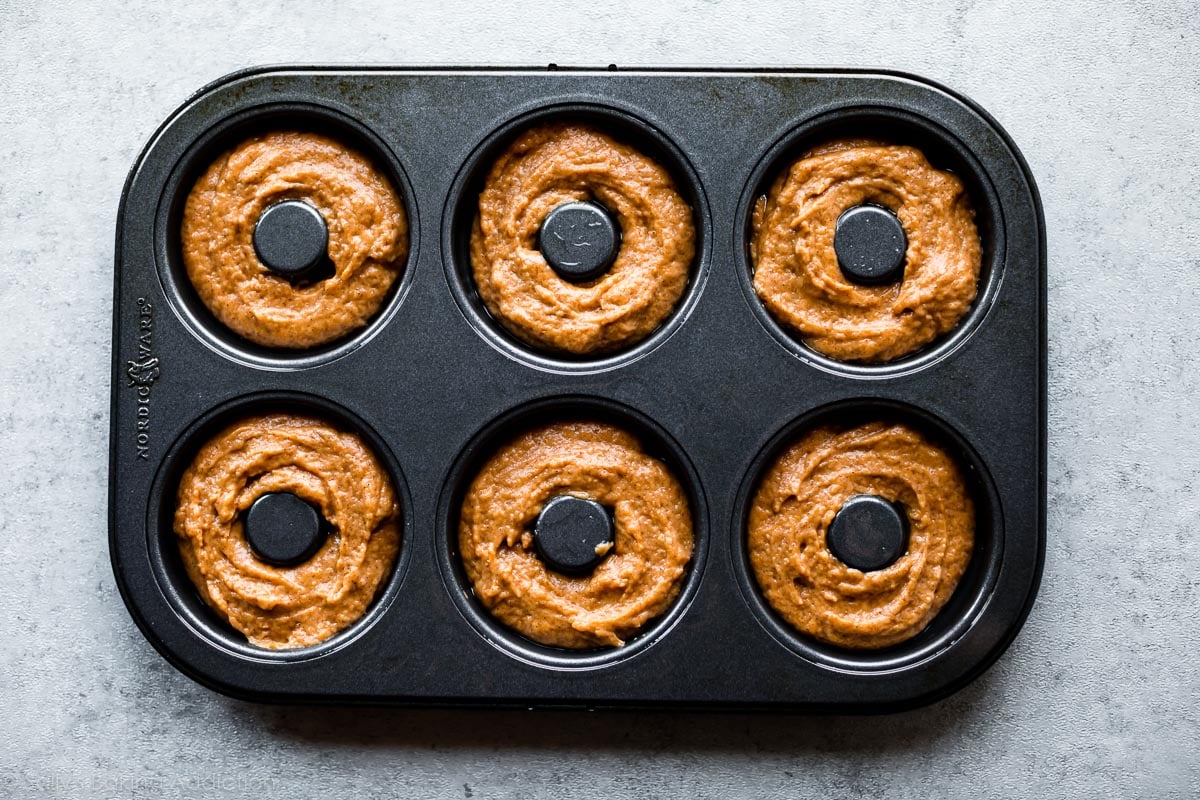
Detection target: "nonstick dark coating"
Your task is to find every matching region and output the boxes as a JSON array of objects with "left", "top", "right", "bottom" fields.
[{"left": 109, "top": 67, "right": 1045, "bottom": 710}]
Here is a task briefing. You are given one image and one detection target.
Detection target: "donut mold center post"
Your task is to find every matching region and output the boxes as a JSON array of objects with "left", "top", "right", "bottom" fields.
[
  {"left": 532, "top": 494, "right": 615, "bottom": 574},
  {"left": 537, "top": 200, "right": 621, "bottom": 283},
  {"left": 833, "top": 203, "right": 907, "bottom": 285},
  {"left": 243, "top": 491, "right": 329, "bottom": 567},
  {"left": 825, "top": 493, "right": 910, "bottom": 572},
  {"left": 252, "top": 199, "right": 331, "bottom": 282}
]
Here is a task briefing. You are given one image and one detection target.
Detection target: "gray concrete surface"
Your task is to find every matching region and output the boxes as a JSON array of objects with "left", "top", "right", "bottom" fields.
[{"left": 2, "top": 1, "right": 1198, "bottom": 797}]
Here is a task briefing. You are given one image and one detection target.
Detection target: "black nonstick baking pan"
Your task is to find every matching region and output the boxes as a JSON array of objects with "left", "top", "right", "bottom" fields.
[{"left": 109, "top": 66, "right": 1045, "bottom": 710}]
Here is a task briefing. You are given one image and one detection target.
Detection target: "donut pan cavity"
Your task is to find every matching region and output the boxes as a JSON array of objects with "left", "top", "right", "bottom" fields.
[{"left": 110, "top": 67, "right": 1044, "bottom": 710}]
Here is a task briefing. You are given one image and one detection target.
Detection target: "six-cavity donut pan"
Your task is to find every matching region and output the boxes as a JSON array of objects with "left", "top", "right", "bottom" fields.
[{"left": 109, "top": 67, "right": 1045, "bottom": 711}]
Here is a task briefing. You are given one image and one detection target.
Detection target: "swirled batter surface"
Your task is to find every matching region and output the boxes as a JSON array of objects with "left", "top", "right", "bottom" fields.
[
  {"left": 459, "top": 421, "right": 693, "bottom": 648},
  {"left": 174, "top": 413, "right": 400, "bottom": 649},
  {"left": 182, "top": 131, "right": 407, "bottom": 349},
  {"left": 471, "top": 122, "right": 694, "bottom": 354},
  {"left": 748, "top": 421, "right": 974, "bottom": 649},
  {"left": 751, "top": 139, "right": 980, "bottom": 362}
]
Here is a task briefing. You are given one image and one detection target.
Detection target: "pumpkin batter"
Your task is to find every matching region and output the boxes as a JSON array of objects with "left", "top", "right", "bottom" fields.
[
  {"left": 751, "top": 139, "right": 981, "bottom": 362},
  {"left": 471, "top": 122, "right": 695, "bottom": 354},
  {"left": 748, "top": 421, "right": 974, "bottom": 649},
  {"left": 459, "top": 421, "right": 693, "bottom": 648},
  {"left": 174, "top": 413, "right": 400, "bottom": 649},
  {"left": 182, "top": 131, "right": 408, "bottom": 349}
]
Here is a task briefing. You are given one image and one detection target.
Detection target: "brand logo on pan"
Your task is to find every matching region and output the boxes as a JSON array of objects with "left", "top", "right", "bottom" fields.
[
  {"left": 127, "top": 297, "right": 158, "bottom": 460},
  {"left": 126, "top": 357, "right": 159, "bottom": 386}
]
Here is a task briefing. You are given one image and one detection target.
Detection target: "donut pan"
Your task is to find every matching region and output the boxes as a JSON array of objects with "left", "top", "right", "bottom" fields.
[{"left": 109, "top": 67, "right": 1045, "bottom": 711}]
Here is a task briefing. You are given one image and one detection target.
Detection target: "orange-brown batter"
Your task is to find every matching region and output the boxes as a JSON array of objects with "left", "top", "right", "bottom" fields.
[
  {"left": 748, "top": 421, "right": 974, "bottom": 649},
  {"left": 471, "top": 122, "right": 694, "bottom": 354},
  {"left": 182, "top": 131, "right": 407, "bottom": 349},
  {"left": 751, "top": 139, "right": 980, "bottom": 362},
  {"left": 459, "top": 421, "right": 693, "bottom": 648},
  {"left": 174, "top": 413, "right": 400, "bottom": 649}
]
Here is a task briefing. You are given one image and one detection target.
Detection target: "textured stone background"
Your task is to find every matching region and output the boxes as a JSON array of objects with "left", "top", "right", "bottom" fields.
[{"left": 2, "top": 1, "right": 1197, "bottom": 797}]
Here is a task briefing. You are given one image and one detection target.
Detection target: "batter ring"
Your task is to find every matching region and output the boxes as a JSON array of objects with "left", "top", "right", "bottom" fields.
[
  {"left": 471, "top": 121, "right": 695, "bottom": 355},
  {"left": 751, "top": 139, "right": 981, "bottom": 363},
  {"left": 174, "top": 413, "right": 400, "bottom": 649},
  {"left": 747, "top": 420, "right": 974, "bottom": 649},
  {"left": 459, "top": 420, "right": 693, "bottom": 648},
  {"left": 181, "top": 130, "right": 408, "bottom": 349}
]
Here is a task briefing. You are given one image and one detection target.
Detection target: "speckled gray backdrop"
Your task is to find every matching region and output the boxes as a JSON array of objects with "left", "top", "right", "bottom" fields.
[{"left": 1, "top": 0, "right": 1197, "bottom": 797}]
